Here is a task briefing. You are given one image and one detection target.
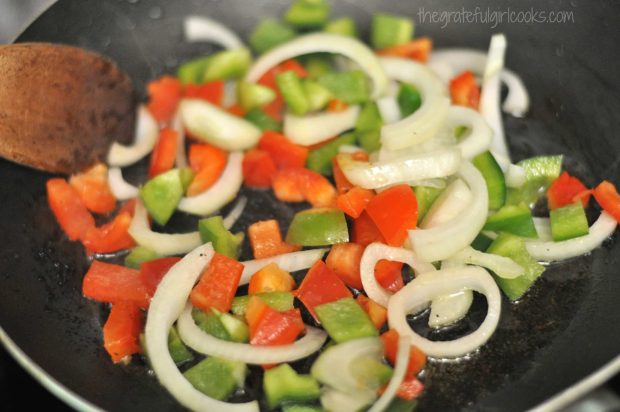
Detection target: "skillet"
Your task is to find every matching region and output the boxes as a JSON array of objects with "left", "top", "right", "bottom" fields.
[{"left": 1, "top": 0, "right": 619, "bottom": 410}]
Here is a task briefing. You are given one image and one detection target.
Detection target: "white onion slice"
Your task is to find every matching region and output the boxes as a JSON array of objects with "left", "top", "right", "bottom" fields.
[
  {"left": 449, "top": 246, "right": 524, "bottom": 279},
  {"left": 183, "top": 16, "right": 244, "bottom": 49},
  {"left": 128, "top": 200, "right": 201, "bottom": 256},
  {"left": 180, "top": 99, "right": 261, "bottom": 151},
  {"left": 178, "top": 152, "right": 243, "bottom": 216},
  {"left": 448, "top": 106, "right": 493, "bottom": 159},
  {"left": 171, "top": 110, "right": 187, "bottom": 169},
  {"left": 420, "top": 178, "right": 472, "bottom": 229},
  {"left": 321, "top": 388, "right": 377, "bottom": 412},
  {"left": 499, "top": 70, "right": 529, "bottom": 117},
  {"left": 367, "top": 335, "right": 410, "bottom": 412},
  {"left": 428, "top": 287, "right": 473, "bottom": 329},
  {"left": 338, "top": 144, "right": 365, "bottom": 154},
  {"left": 239, "top": 248, "right": 328, "bottom": 285},
  {"left": 222, "top": 81, "right": 237, "bottom": 108},
  {"left": 360, "top": 243, "right": 435, "bottom": 307},
  {"left": 480, "top": 34, "right": 509, "bottom": 160},
  {"left": 338, "top": 148, "right": 461, "bottom": 190},
  {"left": 427, "top": 60, "right": 455, "bottom": 84},
  {"left": 107, "top": 106, "right": 159, "bottom": 167},
  {"left": 505, "top": 164, "right": 526, "bottom": 188},
  {"left": 376, "top": 96, "right": 401, "bottom": 124},
  {"left": 144, "top": 243, "right": 259, "bottom": 412},
  {"left": 108, "top": 167, "right": 138, "bottom": 200},
  {"left": 525, "top": 212, "right": 617, "bottom": 262},
  {"left": 245, "top": 33, "right": 389, "bottom": 98},
  {"left": 388, "top": 266, "right": 501, "bottom": 358},
  {"left": 533, "top": 217, "right": 552, "bottom": 241},
  {"left": 177, "top": 304, "right": 326, "bottom": 364},
  {"left": 409, "top": 161, "right": 488, "bottom": 262},
  {"left": 222, "top": 196, "right": 247, "bottom": 230},
  {"left": 379, "top": 57, "right": 451, "bottom": 151},
  {"left": 283, "top": 105, "right": 361, "bottom": 146}
]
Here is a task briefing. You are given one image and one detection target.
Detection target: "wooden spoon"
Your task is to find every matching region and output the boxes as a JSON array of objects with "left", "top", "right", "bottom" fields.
[{"left": 0, "top": 43, "right": 136, "bottom": 174}]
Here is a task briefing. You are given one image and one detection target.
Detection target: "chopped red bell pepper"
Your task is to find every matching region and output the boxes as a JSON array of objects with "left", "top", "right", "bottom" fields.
[
  {"left": 375, "top": 260, "right": 404, "bottom": 293},
  {"left": 149, "top": 128, "right": 179, "bottom": 178},
  {"left": 146, "top": 75, "right": 182, "bottom": 124},
  {"left": 248, "top": 263, "right": 296, "bottom": 294},
  {"left": 356, "top": 294, "right": 387, "bottom": 330},
  {"left": 69, "top": 163, "right": 117, "bottom": 214},
  {"left": 47, "top": 178, "right": 95, "bottom": 241},
  {"left": 249, "top": 305, "right": 305, "bottom": 346},
  {"left": 295, "top": 260, "right": 352, "bottom": 321},
  {"left": 139, "top": 257, "right": 181, "bottom": 297},
  {"left": 248, "top": 220, "right": 300, "bottom": 259},
  {"left": 379, "top": 377, "right": 425, "bottom": 401},
  {"left": 186, "top": 143, "right": 228, "bottom": 196},
  {"left": 380, "top": 329, "right": 427, "bottom": 378},
  {"left": 325, "top": 242, "right": 365, "bottom": 289},
  {"left": 272, "top": 167, "right": 337, "bottom": 207},
  {"left": 183, "top": 80, "right": 225, "bottom": 106},
  {"left": 190, "top": 253, "right": 243, "bottom": 313},
  {"left": 377, "top": 37, "right": 433, "bottom": 62},
  {"left": 82, "top": 261, "right": 151, "bottom": 309},
  {"left": 547, "top": 171, "right": 591, "bottom": 209},
  {"left": 333, "top": 152, "right": 370, "bottom": 194},
  {"left": 365, "top": 184, "right": 418, "bottom": 246},
  {"left": 258, "top": 131, "right": 309, "bottom": 169},
  {"left": 103, "top": 301, "right": 144, "bottom": 363},
  {"left": 242, "top": 149, "right": 278, "bottom": 188},
  {"left": 82, "top": 211, "right": 135, "bottom": 254},
  {"left": 326, "top": 99, "right": 348, "bottom": 112},
  {"left": 352, "top": 211, "right": 385, "bottom": 246},
  {"left": 227, "top": 103, "right": 246, "bottom": 117},
  {"left": 450, "top": 70, "right": 480, "bottom": 110},
  {"left": 593, "top": 180, "right": 620, "bottom": 223},
  {"left": 336, "top": 186, "right": 375, "bottom": 218}
]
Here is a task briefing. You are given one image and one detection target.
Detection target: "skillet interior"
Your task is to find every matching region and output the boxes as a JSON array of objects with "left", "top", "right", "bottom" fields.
[{"left": 1, "top": 0, "right": 619, "bottom": 411}]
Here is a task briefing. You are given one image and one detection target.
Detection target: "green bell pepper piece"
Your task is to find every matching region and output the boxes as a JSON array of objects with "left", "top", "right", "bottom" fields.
[
  {"left": 124, "top": 246, "right": 161, "bottom": 269},
  {"left": 244, "top": 107, "right": 282, "bottom": 132},
  {"left": 473, "top": 151, "right": 506, "bottom": 210},
  {"left": 299, "top": 53, "right": 333, "bottom": 78},
  {"left": 192, "top": 308, "right": 231, "bottom": 341},
  {"left": 306, "top": 132, "right": 357, "bottom": 175},
  {"left": 355, "top": 101, "right": 383, "bottom": 132},
  {"left": 177, "top": 49, "right": 251, "bottom": 84},
  {"left": 284, "top": 0, "right": 330, "bottom": 29},
  {"left": 179, "top": 167, "right": 195, "bottom": 193},
  {"left": 184, "top": 357, "right": 247, "bottom": 400},
  {"left": 250, "top": 19, "right": 297, "bottom": 54},
  {"left": 302, "top": 79, "right": 333, "bottom": 112},
  {"left": 397, "top": 83, "right": 422, "bottom": 117},
  {"left": 139, "top": 325, "right": 193, "bottom": 366},
  {"left": 276, "top": 70, "right": 310, "bottom": 115},
  {"left": 231, "top": 292, "right": 295, "bottom": 316},
  {"left": 264, "top": 364, "right": 321, "bottom": 409},
  {"left": 371, "top": 13, "right": 414, "bottom": 50},
  {"left": 414, "top": 186, "right": 444, "bottom": 224},
  {"left": 286, "top": 208, "right": 349, "bottom": 246},
  {"left": 237, "top": 81, "right": 276, "bottom": 111},
  {"left": 506, "top": 155, "right": 563, "bottom": 207},
  {"left": 317, "top": 70, "right": 370, "bottom": 104},
  {"left": 324, "top": 17, "right": 358, "bottom": 37},
  {"left": 140, "top": 169, "right": 183, "bottom": 226},
  {"left": 385, "top": 398, "right": 418, "bottom": 412},
  {"left": 282, "top": 405, "right": 326, "bottom": 412},
  {"left": 550, "top": 203, "right": 589, "bottom": 241},
  {"left": 484, "top": 203, "right": 538, "bottom": 238},
  {"left": 198, "top": 215, "right": 244, "bottom": 259},
  {"left": 350, "top": 356, "right": 393, "bottom": 389},
  {"left": 471, "top": 232, "right": 494, "bottom": 252},
  {"left": 212, "top": 309, "right": 249, "bottom": 343},
  {"left": 315, "top": 297, "right": 378, "bottom": 343},
  {"left": 356, "top": 129, "right": 381, "bottom": 153}
]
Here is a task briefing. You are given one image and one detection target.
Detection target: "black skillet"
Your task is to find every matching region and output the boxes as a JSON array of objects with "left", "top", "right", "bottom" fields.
[{"left": 1, "top": 0, "right": 619, "bottom": 411}]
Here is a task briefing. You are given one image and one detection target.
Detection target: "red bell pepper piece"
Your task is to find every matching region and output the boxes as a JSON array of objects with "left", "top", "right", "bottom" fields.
[
  {"left": 148, "top": 128, "right": 179, "bottom": 178},
  {"left": 190, "top": 253, "right": 243, "bottom": 313},
  {"left": 258, "top": 131, "right": 309, "bottom": 169},
  {"left": 82, "top": 211, "right": 135, "bottom": 254},
  {"left": 186, "top": 143, "right": 228, "bottom": 196},
  {"left": 248, "top": 263, "right": 296, "bottom": 295},
  {"left": 69, "top": 163, "right": 117, "bottom": 214},
  {"left": 333, "top": 152, "right": 369, "bottom": 194},
  {"left": 326, "top": 99, "right": 348, "bottom": 112},
  {"left": 325, "top": 242, "right": 365, "bottom": 289},
  {"left": 593, "top": 180, "right": 620, "bottom": 223},
  {"left": 248, "top": 220, "right": 300, "bottom": 259},
  {"left": 450, "top": 70, "right": 480, "bottom": 110},
  {"left": 547, "top": 171, "right": 591, "bottom": 210},
  {"left": 380, "top": 329, "right": 427, "bottom": 378},
  {"left": 272, "top": 167, "right": 337, "bottom": 207},
  {"left": 261, "top": 96, "right": 285, "bottom": 122},
  {"left": 146, "top": 75, "right": 182, "bottom": 124},
  {"left": 227, "top": 103, "right": 246, "bottom": 117},
  {"left": 336, "top": 186, "right": 375, "bottom": 218},
  {"left": 139, "top": 257, "right": 181, "bottom": 297},
  {"left": 82, "top": 261, "right": 151, "bottom": 309},
  {"left": 103, "top": 301, "right": 144, "bottom": 363},
  {"left": 377, "top": 37, "right": 433, "bottom": 62},
  {"left": 242, "top": 149, "right": 278, "bottom": 188},
  {"left": 183, "top": 80, "right": 225, "bottom": 106},
  {"left": 295, "top": 260, "right": 352, "bottom": 321},
  {"left": 356, "top": 294, "right": 387, "bottom": 330},
  {"left": 379, "top": 377, "right": 425, "bottom": 401},
  {"left": 375, "top": 260, "right": 404, "bottom": 293},
  {"left": 365, "top": 184, "right": 418, "bottom": 246},
  {"left": 352, "top": 211, "right": 385, "bottom": 246},
  {"left": 47, "top": 178, "right": 95, "bottom": 241},
  {"left": 249, "top": 304, "right": 305, "bottom": 346}
]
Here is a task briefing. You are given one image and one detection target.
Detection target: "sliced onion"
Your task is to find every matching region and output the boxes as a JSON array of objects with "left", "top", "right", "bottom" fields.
[
  {"left": 222, "top": 196, "right": 247, "bottom": 230},
  {"left": 107, "top": 106, "right": 159, "bottom": 167},
  {"left": 171, "top": 109, "right": 187, "bottom": 169},
  {"left": 376, "top": 96, "right": 401, "bottom": 124},
  {"left": 533, "top": 217, "right": 552, "bottom": 241},
  {"left": 367, "top": 335, "right": 410, "bottom": 412},
  {"left": 409, "top": 161, "right": 488, "bottom": 262},
  {"left": 177, "top": 303, "right": 326, "bottom": 364},
  {"left": 489, "top": 151, "right": 525, "bottom": 188},
  {"left": 338, "top": 148, "right": 461, "bottom": 190},
  {"left": 283, "top": 105, "right": 360, "bottom": 146},
  {"left": 239, "top": 248, "right": 328, "bottom": 285},
  {"left": 144, "top": 243, "right": 259, "bottom": 412},
  {"left": 321, "top": 388, "right": 377, "bottom": 412},
  {"left": 245, "top": 33, "right": 389, "bottom": 98},
  {"left": 449, "top": 246, "right": 524, "bottom": 279},
  {"left": 525, "top": 212, "right": 617, "bottom": 262},
  {"left": 480, "top": 34, "right": 509, "bottom": 160},
  {"left": 222, "top": 81, "right": 237, "bottom": 108},
  {"left": 338, "top": 144, "right": 365, "bottom": 154},
  {"left": 448, "top": 106, "right": 493, "bottom": 159},
  {"left": 499, "top": 70, "right": 529, "bottom": 118},
  {"left": 108, "top": 167, "right": 138, "bottom": 200},
  {"left": 128, "top": 200, "right": 201, "bottom": 256},
  {"left": 427, "top": 60, "right": 455, "bottom": 84},
  {"left": 420, "top": 178, "right": 472, "bottom": 229},
  {"left": 388, "top": 266, "right": 501, "bottom": 358},
  {"left": 178, "top": 152, "right": 243, "bottom": 216},
  {"left": 379, "top": 57, "right": 450, "bottom": 151},
  {"left": 183, "top": 15, "right": 244, "bottom": 49},
  {"left": 180, "top": 99, "right": 261, "bottom": 151},
  {"left": 360, "top": 243, "right": 435, "bottom": 307},
  {"left": 428, "top": 287, "right": 473, "bottom": 329}
]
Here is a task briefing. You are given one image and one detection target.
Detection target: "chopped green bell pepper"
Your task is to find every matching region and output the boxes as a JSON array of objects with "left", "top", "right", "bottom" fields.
[
  {"left": 306, "top": 132, "right": 356, "bottom": 175},
  {"left": 386, "top": 398, "right": 418, "bottom": 412},
  {"left": 250, "top": 19, "right": 297, "bottom": 54},
  {"left": 471, "top": 232, "right": 494, "bottom": 252},
  {"left": 184, "top": 357, "right": 247, "bottom": 400},
  {"left": 397, "top": 83, "right": 422, "bottom": 117},
  {"left": 314, "top": 297, "right": 378, "bottom": 343},
  {"left": 124, "top": 246, "right": 161, "bottom": 269},
  {"left": 355, "top": 101, "right": 383, "bottom": 132},
  {"left": 302, "top": 79, "right": 332, "bottom": 112},
  {"left": 506, "top": 155, "right": 563, "bottom": 207},
  {"left": 299, "top": 53, "right": 333, "bottom": 78},
  {"left": 177, "top": 49, "right": 251, "bottom": 84},
  {"left": 264, "top": 364, "right": 321, "bottom": 409},
  {"left": 198, "top": 215, "right": 244, "bottom": 259},
  {"left": 276, "top": 70, "right": 310, "bottom": 115},
  {"left": 139, "top": 325, "right": 193, "bottom": 366},
  {"left": 212, "top": 309, "right": 249, "bottom": 343},
  {"left": 286, "top": 208, "right": 349, "bottom": 246},
  {"left": 324, "top": 17, "right": 358, "bottom": 37},
  {"left": 550, "top": 203, "right": 589, "bottom": 241},
  {"left": 244, "top": 107, "right": 282, "bottom": 132},
  {"left": 356, "top": 129, "right": 381, "bottom": 153},
  {"left": 484, "top": 203, "right": 537, "bottom": 238},
  {"left": 140, "top": 169, "right": 183, "bottom": 226},
  {"left": 231, "top": 292, "right": 295, "bottom": 316},
  {"left": 192, "top": 308, "right": 231, "bottom": 341},
  {"left": 179, "top": 167, "right": 195, "bottom": 193},
  {"left": 237, "top": 81, "right": 276, "bottom": 111},
  {"left": 317, "top": 70, "right": 370, "bottom": 104},
  {"left": 414, "top": 185, "right": 444, "bottom": 224},
  {"left": 350, "top": 356, "right": 393, "bottom": 389},
  {"left": 473, "top": 151, "right": 506, "bottom": 210},
  {"left": 284, "top": 0, "right": 330, "bottom": 29},
  {"left": 371, "top": 13, "right": 414, "bottom": 50}
]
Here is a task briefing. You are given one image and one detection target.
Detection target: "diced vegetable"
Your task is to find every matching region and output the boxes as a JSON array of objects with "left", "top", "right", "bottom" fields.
[
  {"left": 286, "top": 208, "right": 349, "bottom": 246},
  {"left": 371, "top": 13, "right": 414, "bottom": 50},
  {"left": 146, "top": 76, "right": 182, "bottom": 123},
  {"left": 69, "top": 163, "right": 116, "bottom": 214},
  {"left": 350, "top": 356, "right": 394, "bottom": 389},
  {"left": 248, "top": 263, "right": 296, "bottom": 294},
  {"left": 380, "top": 330, "right": 426, "bottom": 378},
  {"left": 179, "top": 167, "right": 195, "bottom": 192},
  {"left": 315, "top": 297, "right": 378, "bottom": 343},
  {"left": 397, "top": 83, "right": 422, "bottom": 117},
  {"left": 140, "top": 169, "right": 183, "bottom": 226},
  {"left": 149, "top": 128, "right": 178, "bottom": 178},
  {"left": 277, "top": 70, "right": 310, "bottom": 115},
  {"left": 139, "top": 257, "right": 181, "bottom": 297},
  {"left": 179, "top": 49, "right": 251, "bottom": 84},
  {"left": 242, "top": 149, "right": 278, "bottom": 188},
  {"left": 237, "top": 81, "right": 276, "bottom": 111},
  {"left": 263, "top": 364, "right": 321, "bottom": 409},
  {"left": 336, "top": 186, "right": 375, "bottom": 218},
  {"left": 471, "top": 233, "right": 494, "bottom": 252},
  {"left": 384, "top": 397, "right": 419, "bottom": 412},
  {"left": 124, "top": 246, "right": 161, "bottom": 269},
  {"left": 450, "top": 71, "right": 480, "bottom": 109},
  {"left": 414, "top": 186, "right": 444, "bottom": 223},
  {"left": 214, "top": 309, "right": 250, "bottom": 343},
  {"left": 483, "top": 203, "right": 537, "bottom": 238},
  {"left": 365, "top": 185, "right": 418, "bottom": 246},
  {"left": 325, "top": 242, "right": 365, "bottom": 289},
  {"left": 324, "top": 17, "right": 358, "bottom": 37},
  {"left": 198, "top": 216, "right": 244, "bottom": 259},
  {"left": 302, "top": 79, "right": 333, "bottom": 111},
  {"left": 183, "top": 357, "right": 247, "bottom": 400},
  {"left": 592, "top": 180, "right": 620, "bottom": 223},
  {"left": 259, "top": 131, "right": 309, "bottom": 169},
  {"left": 244, "top": 107, "right": 283, "bottom": 131},
  {"left": 357, "top": 129, "right": 382, "bottom": 153},
  {"left": 248, "top": 219, "right": 300, "bottom": 259},
  {"left": 167, "top": 325, "right": 194, "bottom": 364},
  {"left": 382, "top": 377, "right": 424, "bottom": 401},
  {"left": 547, "top": 171, "right": 590, "bottom": 210},
  {"left": 250, "top": 19, "right": 297, "bottom": 54},
  {"left": 82, "top": 211, "right": 135, "bottom": 254},
  {"left": 473, "top": 151, "right": 506, "bottom": 210},
  {"left": 327, "top": 98, "right": 348, "bottom": 112},
  {"left": 247, "top": 297, "right": 304, "bottom": 345},
  {"left": 190, "top": 253, "right": 243, "bottom": 313},
  {"left": 299, "top": 53, "right": 333, "bottom": 78},
  {"left": 550, "top": 203, "right": 589, "bottom": 241},
  {"left": 282, "top": 404, "right": 325, "bottom": 412},
  {"left": 284, "top": 0, "right": 330, "bottom": 29},
  {"left": 377, "top": 37, "right": 432, "bottom": 62},
  {"left": 47, "top": 178, "right": 95, "bottom": 241},
  {"left": 506, "top": 155, "right": 563, "bottom": 206},
  {"left": 273, "top": 168, "right": 337, "bottom": 207},
  {"left": 183, "top": 80, "right": 225, "bottom": 106},
  {"left": 355, "top": 101, "right": 383, "bottom": 133},
  {"left": 375, "top": 260, "right": 404, "bottom": 293},
  {"left": 353, "top": 211, "right": 386, "bottom": 246},
  {"left": 295, "top": 260, "right": 352, "bottom": 320},
  {"left": 231, "top": 291, "right": 295, "bottom": 316},
  {"left": 356, "top": 294, "right": 388, "bottom": 330},
  {"left": 306, "top": 132, "right": 356, "bottom": 175},
  {"left": 317, "top": 70, "right": 370, "bottom": 104},
  {"left": 187, "top": 143, "right": 228, "bottom": 196},
  {"left": 82, "top": 261, "right": 150, "bottom": 309},
  {"left": 192, "top": 308, "right": 231, "bottom": 341},
  {"left": 333, "top": 152, "right": 369, "bottom": 194},
  {"left": 103, "top": 301, "right": 144, "bottom": 363}
]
